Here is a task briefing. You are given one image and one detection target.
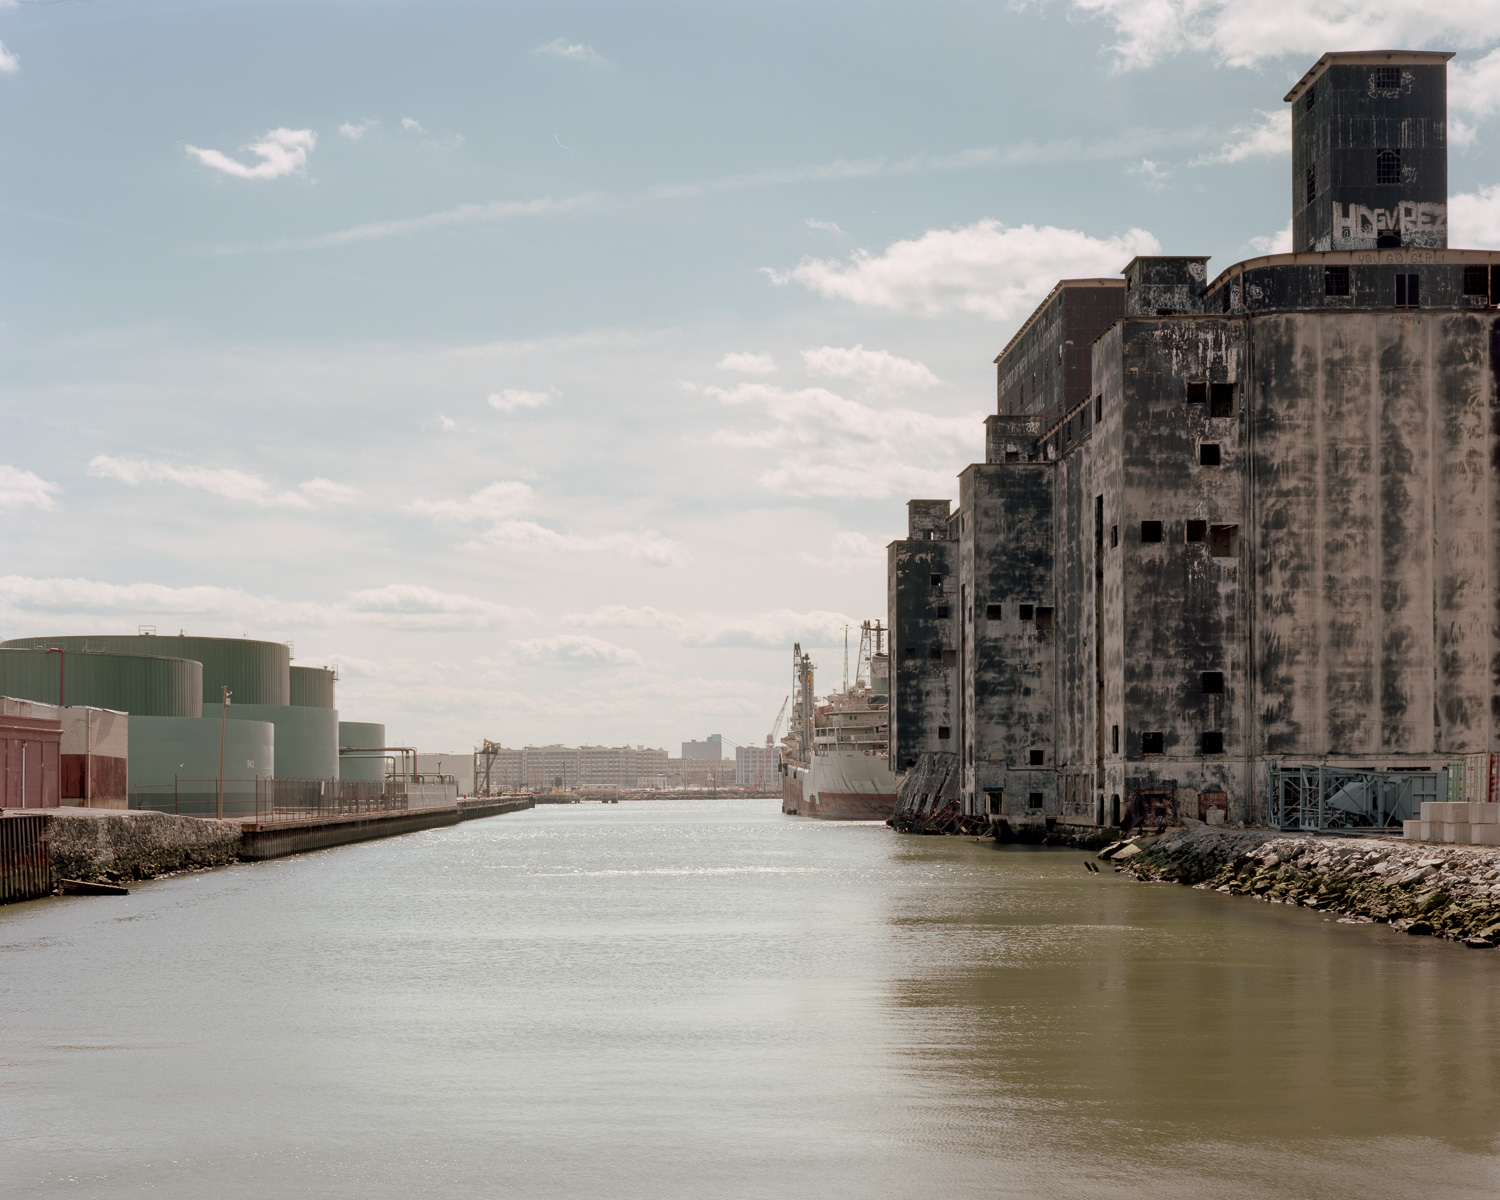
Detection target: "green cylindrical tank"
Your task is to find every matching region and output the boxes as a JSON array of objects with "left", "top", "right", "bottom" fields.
[
  {"left": 339, "top": 721, "right": 387, "bottom": 782},
  {"left": 225, "top": 703, "right": 339, "bottom": 780},
  {"left": 0, "top": 647, "right": 203, "bottom": 717},
  {"left": 126, "top": 714, "right": 274, "bottom": 816},
  {"left": 290, "top": 666, "right": 336, "bottom": 708},
  {"left": 0, "top": 634, "right": 290, "bottom": 706}
]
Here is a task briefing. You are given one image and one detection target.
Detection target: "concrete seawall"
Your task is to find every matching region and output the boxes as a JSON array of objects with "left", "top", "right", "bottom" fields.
[{"left": 1114, "top": 826, "right": 1500, "bottom": 946}]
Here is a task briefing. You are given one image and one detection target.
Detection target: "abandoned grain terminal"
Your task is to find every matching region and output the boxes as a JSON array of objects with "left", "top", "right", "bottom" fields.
[{"left": 888, "top": 51, "right": 1500, "bottom": 832}]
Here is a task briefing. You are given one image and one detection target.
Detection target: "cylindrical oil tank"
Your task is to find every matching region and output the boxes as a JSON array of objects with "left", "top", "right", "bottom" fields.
[
  {"left": 126, "top": 714, "right": 274, "bottom": 816},
  {"left": 0, "top": 647, "right": 203, "bottom": 717},
  {"left": 225, "top": 703, "right": 339, "bottom": 780},
  {"left": 290, "top": 666, "right": 337, "bottom": 708},
  {"left": 0, "top": 635, "right": 290, "bottom": 707},
  {"left": 339, "top": 721, "right": 387, "bottom": 782}
]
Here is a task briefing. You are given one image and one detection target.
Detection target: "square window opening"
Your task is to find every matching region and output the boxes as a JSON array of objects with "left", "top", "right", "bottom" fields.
[
  {"left": 1035, "top": 606, "right": 1055, "bottom": 630},
  {"left": 1374, "top": 66, "right": 1401, "bottom": 89},
  {"left": 1186, "top": 520, "right": 1207, "bottom": 542},
  {"left": 1325, "top": 266, "right": 1350, "bottom": 296},
  {"left": 1199, "top": 443, "right": 1222, "bottom": 466},
  {"left": 1210, "top": 382, "right": 1235, "bottom": 418},
  {"left": 904, "top": 646, "right": 916, "bottom": 660},
  {"left": 1201, "top": 731, "right": 1225, "bottom": 755},
  {"left": 1141, "top": 520, "right": 1163, "bottom": 544},
  {"left": 936, "top": 605, "right": 950, "bottom": 618},
  {"left": 1029, "top": 749, "right": 1045, "bottom": 766},
  {"left": 1019, "top": 604, "right": 1035, "bottom": 621},
  {"left": 1201, "top": 671, "right": 1225, "bottom": 694},
  {"left": 1464, "top": 265, "right": 1490, "bottom": 297},
  {"left": 1005, "top": 450, "right": 1020, "bottom": 462},
  {"left": 1141, "top": 731, "right": 1165, "bottom": 755},
  {"left": 985, "top": 603, "right": 1002, "bottom": 620},
  {"left": 937, "top": 726, "right": 951, "bottom": 741},
  {"left": 1209, "top": 523, "right": 1239, "bottom": 557},
  {"left": 1186, "top": 380, "right": 1207, "bottom": 403},
  {"left": 1027, "top": 792, "right": 1044, "bottom": 810},
  {"left": 930, "top": 573, "right": 944, "bottom": 588},
  {"left": 929, "top": 646, "right": 944, "bottom": 660}
]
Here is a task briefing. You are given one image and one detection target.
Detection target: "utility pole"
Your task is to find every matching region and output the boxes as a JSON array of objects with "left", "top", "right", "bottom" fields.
[{"left": 217, "top": 686, "right": 232, "bottom": 819}]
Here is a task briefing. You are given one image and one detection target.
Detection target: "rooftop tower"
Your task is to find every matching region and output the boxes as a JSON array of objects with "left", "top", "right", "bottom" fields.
[{"left": 1285, "top": 50, "right": 1453, "bottom": 252}]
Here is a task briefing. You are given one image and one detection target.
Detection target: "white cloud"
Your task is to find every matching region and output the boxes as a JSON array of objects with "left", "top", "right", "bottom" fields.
[
  {"left": 533, "top": 38, "right": 603, "bottom": 63},
  {"left": 701, "top": 381, "right": 978, "bottom": 499},
  {"left": 800, "top": 345, "right": 939, "bottom": 396},
  {"left": 405, "top": 480, "right": 535, "bottom": 522},
  {"left": 1451, "top": 48, "right": 1500, "bottom": 145},
  {"left": 767, "top": 219, "right": 1158, "bottom": 323},
  {"left": 1191, "top": 109, "right": 1290, "bottom": 165},
  {"left": 0, "top": 466, "right": 60, "bottom": 512},
  {"left": 0, "top": 40, "right": 18, "bottom": 74},
  {"left": 571, "top": 605, "right": 686, "bottom": 632},
  {"left": 338, "top": 120, "right": 376, "bottom": 140},
  {"left": 467, "top": 522, "right": 689, "bottom": 567},
  {"left": 797, "top": 531, "right": 885, "bottom": 567},
  {"left": 510, "top": 634, "right": 640, "bottom": 666},
  {"left": 401, "top": 117, "right": 426, "bottom": 133},
  {"left": 487, "top": 388, "right": 550, "bottom": 412},
  {"left": 87, "top": 456, "right": 356, "bottom": 509},
  {"left": 806, "top": 218, "right": 845, "bottom": 235},
  {"left": 438, "top": 415, "right": 457, "bottom": 431},
  {"left": 681, "top": 608, "right": 855, "bottom": 650},
  {"left": 184, "top": 127, "right": 316, "bottom": 181},
  {"left": 1126, "top": 158, "right": 1171, "bottom": 187},
  {"left": 1054, "top": 0, "right": 1500, "bottom": 71},
  {"left": 1451, "top": 184, "right": 1500, "bottom": 248},
  {"left": 717, "top": 352, "right": 777, "bottom": 375},
  {"left": 0, "top": 576, "right": 523, "bottom": 633},
  {"left": 1247, "top": 220, "right": 1294, "bottom": 255}
]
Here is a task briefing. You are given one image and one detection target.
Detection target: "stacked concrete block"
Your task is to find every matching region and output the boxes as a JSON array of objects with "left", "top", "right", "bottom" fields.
[{"left": 1407, "top": 800, "right": 1500, "bottom": 843}]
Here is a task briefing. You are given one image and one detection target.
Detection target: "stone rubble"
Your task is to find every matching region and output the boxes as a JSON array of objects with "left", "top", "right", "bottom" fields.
[{"left": 1107, "top": 825, "right": 1500, "bottom": 947}]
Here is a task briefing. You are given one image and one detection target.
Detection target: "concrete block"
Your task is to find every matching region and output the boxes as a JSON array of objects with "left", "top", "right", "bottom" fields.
[
  {"left": 1442, "top": 822, "right": 1472, "bottom": 843},
  {"left": 1421, "top": 821, "right": 1434, "bottom": 841},
  {"left": 1403, "top": 820, "right": 1424, "bottom": 840},
  {"left": 1472, "top": 824, "right": 1500, "bottom": 846},
  {"left": 1423, "top": 801, "right": 1462, "bottom": 822},
  {"left": 1468, "top": 802, "right": 1500, "bottom": 825}
]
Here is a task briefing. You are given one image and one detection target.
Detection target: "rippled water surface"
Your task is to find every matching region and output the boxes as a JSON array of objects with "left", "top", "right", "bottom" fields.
[{"left": 4, "top": 797, "right": 1500, "bottom": 1199}]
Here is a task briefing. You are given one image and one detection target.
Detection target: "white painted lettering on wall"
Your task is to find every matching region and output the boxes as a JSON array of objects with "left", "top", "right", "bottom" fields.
[{"left": 1331, "top": 200, "right": 1447, "bottom": 250}]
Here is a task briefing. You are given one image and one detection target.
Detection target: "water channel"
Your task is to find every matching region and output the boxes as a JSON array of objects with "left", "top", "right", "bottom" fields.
[{"left": 3, "top": 797, "right": 1500, "bottom": 1198}]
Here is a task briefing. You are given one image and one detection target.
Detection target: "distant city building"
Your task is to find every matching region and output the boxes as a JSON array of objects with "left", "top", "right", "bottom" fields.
[
  {"left": 734, "top": 744, "right": 780, "bottom": 789},
  {"left": 681, "top": 734, "right": 725, "bottom": 760},
  {"left": 472, "top": 744, "right": 669, "bottom": 792},
  {"left": 415, "top": 753, "right": 475, "bottom": 793},
  {"left": 666, "top": 757, "right": 735, "bottom": 787}
]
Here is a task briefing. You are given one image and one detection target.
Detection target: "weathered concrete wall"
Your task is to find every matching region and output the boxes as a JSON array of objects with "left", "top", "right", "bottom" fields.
[
  {"left": 887, "top": 536, "right": 958, "bottom": 770},
  {"left": 45, "top": 809, "right": 241, "bottom": 882}
]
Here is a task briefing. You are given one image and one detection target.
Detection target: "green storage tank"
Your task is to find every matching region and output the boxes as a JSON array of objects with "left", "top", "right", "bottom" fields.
[
  {"left": 0, "top": 647, "right": 202, "bottom": 717},
  {"left": 126, "top": 714, "right": 274, "bottom": 816},
  {"left": 0, "top": 634, "right": 290, "bottom": 706},
  {"left": 339, "top": 721, "right": 387, "bottom": 782},
  {"left": 290, "top": 666, "right": 337, "bottom": 708},
  {"left": 225, "top": 702, "right": 339, "bottom": 780}
]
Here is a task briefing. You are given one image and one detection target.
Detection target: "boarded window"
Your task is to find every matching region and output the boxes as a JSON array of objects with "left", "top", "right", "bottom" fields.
[
  {"left": 1186, "top": 381, "right": 1207, "bottom": 403},
  {"left": 1141, "top": 520, "right": 1163, "bottom": 543},
  {"left": 1035, "top": 606, "right": 1054, "bottom": 630},
  {"left": 1209, "top": 523, "right": 1239, "bottom": 557},
  {"left": 1199, "top": 443, "right": 1221, "bottom": 466},
  {"left": 943, "top": 650, "right": 957, "bottom": 668},
  {"left": 1141, "top": 732, "right": 1164, "bottom": 755},
  {"left": 1376, "top": 148, "right": 1400, "bottom": 184},
  {"left": 1210, "top": 382, "right": 1235, "bottom": 417},
  {"left": 937, "top": 726, "right": 950, "bottom": 740},
  {"left": 1186, "top": 520, "right": 1207, "bottom": 543},
  {"left": 1201, "top": 731, "right": 1225, "bottom": 754},
  {"left": 1465, "top": 265, "right": 1490, "bottom": 296},
  {"left": 1201, "top": 671, "right": 1225, "bottom": 694},
  {"left": 985, "top": 603, "right": 1002, "bottom": 620},
  {"left": 1019, "top": 604, "right": 1035, "bottom": 621},
  {"left": 1029, "top": 749, "right": 1045, "bottom": 766},
  {"left": 1395, "top": 274, "right": 1420, "bottom": 308},
  {"left": 1305, "top": 84, "right": 1316, "bottom": 111},
  {"left": 1325, "top": 266, "right": 1350, "bottom": 296}
]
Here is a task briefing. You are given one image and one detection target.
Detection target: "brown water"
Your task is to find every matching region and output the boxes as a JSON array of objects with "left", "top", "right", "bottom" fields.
[{"left": 3, "top": 797, "right": 1499, "bottom": 1199}]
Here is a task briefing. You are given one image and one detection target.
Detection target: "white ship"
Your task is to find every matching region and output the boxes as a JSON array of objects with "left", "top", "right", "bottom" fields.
[{"left": 780, "top": 622, "right": 898, "bottom": 820}]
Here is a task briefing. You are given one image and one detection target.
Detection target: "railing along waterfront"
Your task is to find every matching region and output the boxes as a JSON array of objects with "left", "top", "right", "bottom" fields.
[
  {"left": 128, "top": 777, "right": 456, "bottom": 823},
  {"left": 0, "top": 813, "right": 51, "bottom": 904}
]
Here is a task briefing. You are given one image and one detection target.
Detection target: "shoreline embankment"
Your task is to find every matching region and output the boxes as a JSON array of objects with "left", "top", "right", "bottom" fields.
[
  {"left": 1, "top": 796, "right": 535, "bottom": 903},
  {"left": 1112, "top": 825, "right": 1500, "bottom": 946}
]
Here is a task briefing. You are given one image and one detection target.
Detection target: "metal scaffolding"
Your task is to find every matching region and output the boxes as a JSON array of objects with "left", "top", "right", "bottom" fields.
[{"left": 1268, "top": 764, "right": 1442, "bottom": 831}]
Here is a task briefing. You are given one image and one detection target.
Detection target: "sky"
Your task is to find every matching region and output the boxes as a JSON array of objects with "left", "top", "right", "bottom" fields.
[{"left": 5, "top": 0, "right": 1500, "bottom": 756}]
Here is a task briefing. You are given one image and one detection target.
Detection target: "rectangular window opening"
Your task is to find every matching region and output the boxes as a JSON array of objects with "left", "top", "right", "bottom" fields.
[
  {"left": 1186, "top": 519, "right": 1207, "bottom": 542},
  {"left": 1374, "top": 66, "right": 1401, "bottom": 89},
  {"left": 1305, "top": 164, "right": 1316, "bottom": 207},
  {"left": 1141, "top": 731, "right": 1164, "bottom": 755},
  {"left": 1035, "top": 606, "right": 1054, "bottom": 630},
  {"left": 904, "top": 646, "right": 916, "bottom": 660},
  {"left": 1199, "top": 443, "right": 1221, "bottom": 466},
  {"left": 1019, "top": 604, "right": 1035, "bottom": 621},
  {"left": 937, "top": 726, "right": 950, "bottom": 741},
  {"left": 985, "top": 603, "right": 1002, "bottom": 620},
  {"left": 1325, "top": 265, "right": 1350, "bottom": 296},
  {"left": 1201, "top": 671, "right": 1225, "bottom": 694},
  {"left": 1376, "top": 148, "right": 1401, "bottom": 185},
  {"left": 1186, "top": 380, "right": 1207, "bottom": 404},
  {"left": 1094, "top": 395, "right": 1103, "bottom": 422},
  {"left": 935, "top": 605, "right": 950, "bottom": 618},
  {"left": 1305, "top": 84, "right": 1316, "bottom": 111},
  {"left": 1140, "top": 520, "right": 1163, "bottom": 544},
  {"left": 930, "top": 573, "right": 944, "bottom": 588},
  {"left": 1110, "top": 524, "right": 1119, "bottom": 548},
  {"left": 928, "top": 646, "right": 944, "bottom": 660},
  {"left": 1111, "top": 724, "right": 1120, "bottom": 754},
  {"left": 1028, "top": 749, "right": 1045, "bottom": 766},
  {"left": 1209, "top": 523, "right": 1239, "bottom": 557},
  {"left": 1028, "top": 792, "right": 1044, "bottom": 810},
  {"left": 1201, "top": 731, "right": 1225, "bottom": 755},
  {"left": 1210, "top": 382, "right": 1235, "bottom": 418},
  {"left": 1004, "top": 450, "right": 1020, "bottom": 462},
  {"left": 942, "top": 649, "right": 957, "bottom": 668},
  {"left": 1395, "top": 273, "right": 1420, "bottom": 309},
  {"left": 1464, "top": 264, "right": 1490, "bottom": 297}
]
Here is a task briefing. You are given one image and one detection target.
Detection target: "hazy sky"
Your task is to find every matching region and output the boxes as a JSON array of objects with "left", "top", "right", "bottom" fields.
[{"left": 5, "top": 0, "right": 1500, "bottom": 754}]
